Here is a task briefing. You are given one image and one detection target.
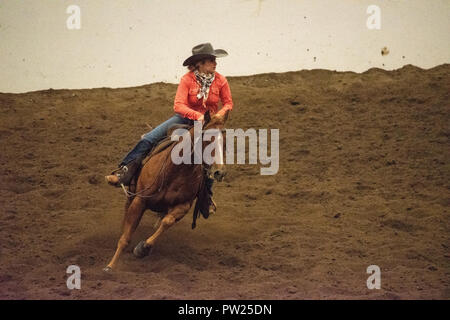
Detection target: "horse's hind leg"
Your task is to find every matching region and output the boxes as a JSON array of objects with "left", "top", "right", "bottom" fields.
[
  {"left": 104, "top": 197, "right": 146, "bottom": 272},
  {"left": 133, "top": 202, "right": 191, "bottom": 258}
]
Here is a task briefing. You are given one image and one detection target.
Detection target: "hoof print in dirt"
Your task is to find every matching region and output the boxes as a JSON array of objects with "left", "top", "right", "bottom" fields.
[{"left": 88, "top": 175, "right": 101, "bottom": 185}]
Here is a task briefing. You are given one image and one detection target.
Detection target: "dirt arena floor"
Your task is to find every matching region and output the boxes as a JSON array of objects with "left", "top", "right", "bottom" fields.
[{"left": 0, "top": 64, "right": 449, "bottom": 299}]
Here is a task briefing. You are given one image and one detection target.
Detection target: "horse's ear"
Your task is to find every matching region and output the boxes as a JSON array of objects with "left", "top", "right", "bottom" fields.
[{"left": 203, "top": 110, "right": 211, "bottom": 125}]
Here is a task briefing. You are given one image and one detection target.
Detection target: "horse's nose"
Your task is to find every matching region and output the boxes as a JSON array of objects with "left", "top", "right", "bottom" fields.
[{"left": 213, "top": 169, "right": 226, "bottom": 182}]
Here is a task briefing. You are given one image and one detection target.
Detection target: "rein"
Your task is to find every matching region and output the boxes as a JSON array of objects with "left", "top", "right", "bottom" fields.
[{"left": 120, "top": 125, "right": 225, "bottom": 199}]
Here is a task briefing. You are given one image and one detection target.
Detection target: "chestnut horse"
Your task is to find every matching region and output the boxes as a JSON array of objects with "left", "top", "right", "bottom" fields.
[{"left": 104, "top": 111, "right": 229, "bottom": 272}]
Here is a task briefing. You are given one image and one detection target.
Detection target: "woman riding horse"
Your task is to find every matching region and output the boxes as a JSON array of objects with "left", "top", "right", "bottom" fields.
[{"left": 105, "top": 43, "right": 233, "bottom": 213}]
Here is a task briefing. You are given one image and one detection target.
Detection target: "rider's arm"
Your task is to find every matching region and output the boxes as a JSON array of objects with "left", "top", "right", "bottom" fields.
[{"left": 174, "top": 75, "right": 203, "bottom": 120}]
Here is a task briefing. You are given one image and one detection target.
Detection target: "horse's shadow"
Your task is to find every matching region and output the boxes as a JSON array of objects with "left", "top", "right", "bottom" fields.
[{"left": 81, "top": 214, "right": 236, "bottom": 274}]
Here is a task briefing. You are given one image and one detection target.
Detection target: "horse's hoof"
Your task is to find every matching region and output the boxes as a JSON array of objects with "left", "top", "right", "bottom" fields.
[
  {"left": 103, "top": 266, "right": 113, "bottom": 273},
  {"left": 133, "top": 241, "right": 152, "bottom": 258}
]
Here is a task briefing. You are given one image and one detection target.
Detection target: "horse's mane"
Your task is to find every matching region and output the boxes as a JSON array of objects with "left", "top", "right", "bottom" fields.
[{"left": 143, "top": 111, "right": 227, "bottom": 164}]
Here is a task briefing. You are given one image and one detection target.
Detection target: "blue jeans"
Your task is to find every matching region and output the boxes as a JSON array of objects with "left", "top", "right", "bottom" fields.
[{"left": 120, "top": 113, "right": 193, "bottom": 166}]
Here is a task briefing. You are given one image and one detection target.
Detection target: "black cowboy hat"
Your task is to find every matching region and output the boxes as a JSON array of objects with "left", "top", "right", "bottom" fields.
[{"left": 182, "top": 43, "right": 228, "bottom": 66}]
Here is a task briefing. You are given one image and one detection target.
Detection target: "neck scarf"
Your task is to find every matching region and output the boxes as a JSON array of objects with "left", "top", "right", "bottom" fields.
[{"left": 194, "top": 70, "right": 215, "bottom": 105}]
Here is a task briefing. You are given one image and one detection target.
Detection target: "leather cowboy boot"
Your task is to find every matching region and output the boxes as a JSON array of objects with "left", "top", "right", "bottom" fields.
[
  {"left": 106, "top": 139, "right": 154, "bottom": 187},
  {"left": 105, "top": 157, "right": 142, "bottom": 187}
]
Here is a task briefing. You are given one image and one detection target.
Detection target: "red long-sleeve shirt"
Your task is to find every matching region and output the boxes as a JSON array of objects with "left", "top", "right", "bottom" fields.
[{"left": 173, "top": 71, "right": 233, "bottom": 120}]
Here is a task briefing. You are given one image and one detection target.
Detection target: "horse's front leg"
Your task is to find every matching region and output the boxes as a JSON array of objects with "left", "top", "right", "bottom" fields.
[
  {"left": 104, "top": 197, "right": 146, "bottom": 272},
  {"left": 133, "top": 202, "right": 192, "bottom": 258}
]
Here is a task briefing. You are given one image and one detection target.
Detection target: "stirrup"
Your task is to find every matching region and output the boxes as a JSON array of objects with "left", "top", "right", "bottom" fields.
[{"left": 105, "top": 165, "right": 129, "bottom": 186}]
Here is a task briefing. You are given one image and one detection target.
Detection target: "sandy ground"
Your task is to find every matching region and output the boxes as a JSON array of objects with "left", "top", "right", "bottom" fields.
[{"left": 0, "top": 64, "right": 449, "bottom": 299}]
